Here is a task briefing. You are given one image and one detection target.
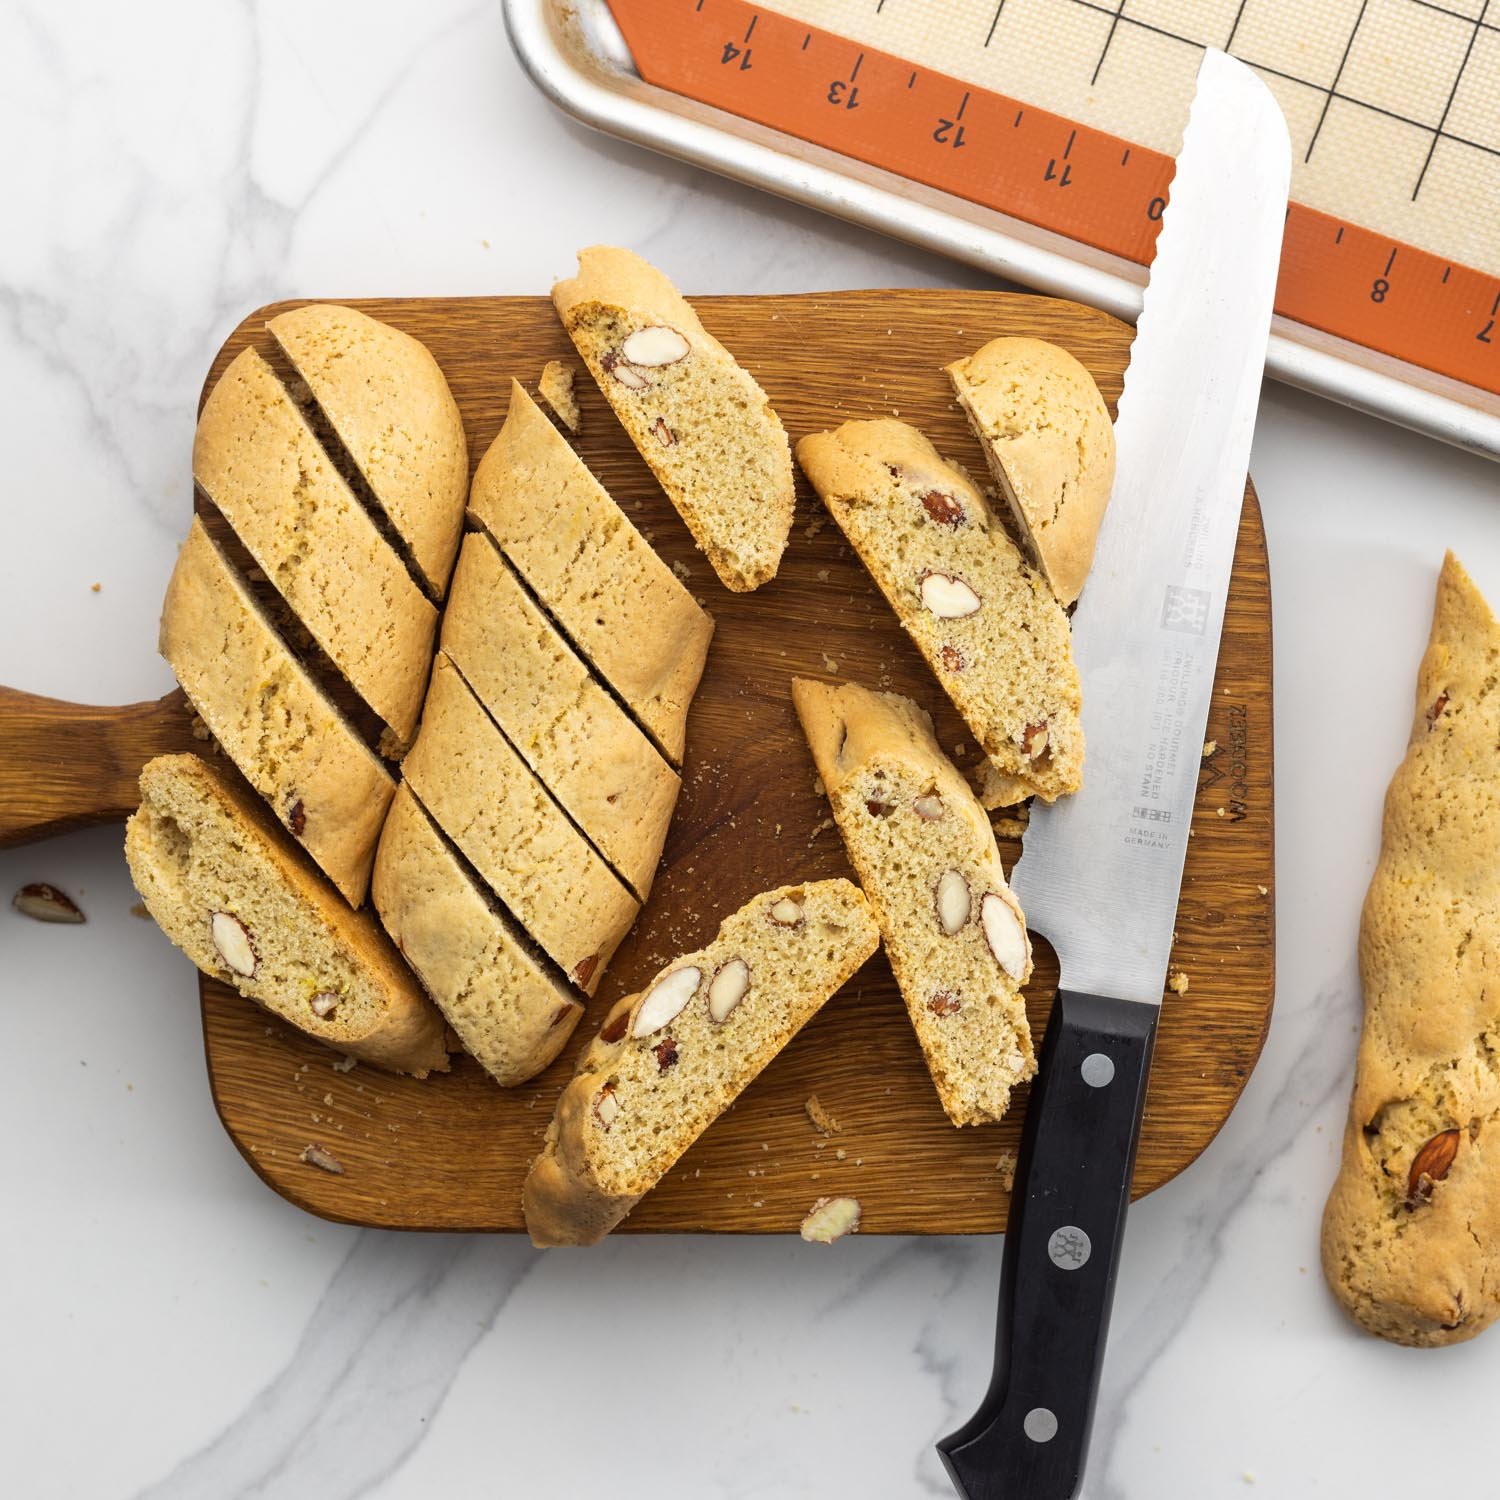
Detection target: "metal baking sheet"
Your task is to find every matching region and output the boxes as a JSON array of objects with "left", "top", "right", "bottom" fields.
[{"left": 504, "top": 0, "right": 1500, "bottom": 462}]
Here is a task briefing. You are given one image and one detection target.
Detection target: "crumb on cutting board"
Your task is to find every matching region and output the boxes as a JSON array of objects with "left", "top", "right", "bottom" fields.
[{"left": 805, "top": 1093, "right": 841, "bottom": 1136}]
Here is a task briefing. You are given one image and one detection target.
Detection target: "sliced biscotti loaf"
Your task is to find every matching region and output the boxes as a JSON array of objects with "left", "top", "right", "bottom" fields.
[
  {"left": 266, "top": 303, "right": 468, "bottom": 598},
  {"left": 372, "top": 785, "right": 583, "bottom": 1086},
  {"left": 468, "top": 381, "right": 713, "bottom": 765},
  {"left": 441, "top": 532, "right": 680, "bottom": 901},
  {"left": 552, "top": 246, "right": 794, "bottom": 592},
  {"left": 1322, "top": 553, "right": 1500, "bottom": 1347},
  {"left": 798, "top": 419, "right": 1082, "bottom": 803},
  {"left": 192, "top": 346, "right": 436, "bottom": 743},
  {"left": 159, "top": 519, "right": 394, "bottom": 906},
  {"left": 793, "top": 679, "right": 1034, "bottom": 1126},
  {"left": 945, "top": 337, "right": 1115, "bottom": 608},
  {"left": 401, "top": 653, "right": 639, "bottom": 994},
  {"left": 523, "top": 878, "right": 879, "bottom": 1246},
  {"left": 126, "top": 755, "right": 448, "bottom": 1076}
]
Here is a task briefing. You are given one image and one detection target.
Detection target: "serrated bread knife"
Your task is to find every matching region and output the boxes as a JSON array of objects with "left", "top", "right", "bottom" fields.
[{"left": 937, "top": 49, "right": 1290, "bottom": 1500}]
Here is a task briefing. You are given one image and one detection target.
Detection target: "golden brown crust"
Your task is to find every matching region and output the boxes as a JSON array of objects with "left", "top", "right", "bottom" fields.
[
  {"left": 192, "top": 347, "right": 436, "bottom": 742},
  {"left": 946, "top": 337, "right": 1115, "bottom": 607},
  {"left": 371, "top": 786, "right": 582, "bottom": 1087},
  {"left": 266, "top": 303, "right": 468, "bottom": 598},
  {"left": 159, "top": 520, "right": 394, "bottom": 906},
  {"left": 1322, "top": 553, "right": 1500, "bottom": 1345},
  {"left": 467, "top": 381, "right": 713, "bottom": 766},
  {"left": 126, "top": 754, "right": 447, "bottom": 1075},
  {"left": 796, "top": 419, "right": 1082, "bottom": 802}
]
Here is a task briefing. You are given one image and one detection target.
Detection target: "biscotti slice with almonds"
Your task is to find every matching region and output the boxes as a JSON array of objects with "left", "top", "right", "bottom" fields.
[
  {"left": 401, "top": 653, "right": 640, "bottom": 994},
  {"left": 468, "top": 381, "right": 713, "bottom": 765},
  {"left": 796, "top": 419, "right": 1082, "bottom": 803},
  {"left": 126, "top": 755, "right": 448, "bottom": 1076},
  {"left": 793, "top": 678, "right": 1034, "bottom": 1126},
  {"left": 945, "top": 337, "right": 1116, "bottom": 608},
  {"left": 523, "top": 878, "right": 879, "bottom": 1246},
  {"left": 1322, "top": 553, "right": 1500, "bottom": 1347},
  {"left": 552, "top": 245, "right": 794, "bottom": 592},
  {"left": 159, "top": 519, "right": 394, "bottom": 906},
  {"left": 266, "top": 303, "right": 468, "bottom": 598},
  {"left": 372, "top": 785, "right": 583, "bottom": 1086},
  {"left": 440, "top": 532, "right": 680, "bottom": 901},
  {"left": 192, "top": 346, "right": 436, "bottom": 743}
]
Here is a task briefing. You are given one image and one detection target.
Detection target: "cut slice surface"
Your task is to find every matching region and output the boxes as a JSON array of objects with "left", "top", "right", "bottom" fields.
[
  {"left": 553, "top": 245, "right": 794, "bottom": 592},
  {"left": 267, "top": 302, "right": 469, "bottom": 598},
  {"left": 159, "top": 519, "right": 394, "bottom": 906},
  {"left": 400, "top": 653, "right": 640, "bottom": 993},
  {"left": 440, "top": 532, "right": 680, "bottom": 901},
  {"left": 372, "top": 785, "right": 582, "bottom": 1087},
  {"left": 796, "top": 418, "right": 1082, "bottom": 802},
  {"left": 946, "top": 336, "right": 1116, "bottom": 607},
  {"left": 523, "top": 878, "right": 879, "bottom": 1246},
  {"left": 126, "top": 754, "right": 447, "bottom": 1076},
  {"left": 468, "top": 381, "right": 713, "bottom": 766},
  {"left": 793, "top": 678, "right": 1035, "bottom": 1126},
  {"left": 192, "top": 346, "right": 436, "bottom": 742}
]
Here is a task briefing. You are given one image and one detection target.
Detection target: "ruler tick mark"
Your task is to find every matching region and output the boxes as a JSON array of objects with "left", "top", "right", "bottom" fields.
[
  {"left": 801, "top": 32, "right": 810, "bottom": 50},
  {"left": 1335, "top": 226, "right": 1344, "bottom": 244},
  {"left": 744, "top": 13, "right": 756, "bottom": 40},
  {"left": 907, "top": 70, "right": 916, "bottom": 88},
  {"left": 851, "top": 51, "right": 864, "bottom": 80},
  {"left": 957, "top": 91, "right": 970, "bottom": 120},
  {"left": 1443, "top": 266, "right": 1452, "bottom": 283},
  {"left": 984, "top": 1, "right": 1007, "bottom": 48},
  {"left": 1014, "top": 108, "right": 1024, "bottom": 127},
  {"left": 1064, "top": 129, "right": 1076, "bottom": 159},
  {"left": 1491, "top": 290, "right": 1500, "bottom": 316},
  {"left": 1120, "top": 147, "right": 1130, "bottom": 166},
  {"left": 1384, "top": 248, "right": 1398, "bottom": 276}
]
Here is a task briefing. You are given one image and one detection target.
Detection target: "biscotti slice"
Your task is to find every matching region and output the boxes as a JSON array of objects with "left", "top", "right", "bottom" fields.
[
  {"left": 266, "top": 303, "right": 469, "bottom": 598},
  {"left": 401, "top": 653, "right": 639, "bottom": 993},
  {"left": 441, "top": 532, "right": 680, "bottom": 900},
  {"left": 160, "top": 519, "right": 394, "bottom": 906},
  {"left": 537, "top": 360, "right": 580, "bottom": 433},
  {"left": 796, "top": 419, "right": 1082, "bottom": 803},
  {"left": 945, "top": 337, "right": 1116, "bottom": 607},
  {"left": 552, "top": 246, "right": 794, "bottom": 592},
  {"left": 1322, "top": 553, "right": 1500, "bottom": 1347},
  {"left": 793, "top": 678, "right": 1034, "bottom": 1126},
  {"left": 372, "top": 785, "right": 582, "bottom": 1086},
  {"left": 468, "top": 381, "right": 713, "bottom": 765},
  {"left": 192, "top": 346, "right": 436, "bottom": 742},
  {"left": 523, "top": 878, "right": 879, "bottom": 1246},
  {"left": 126, "top": 755, "right": 447, "bottom": 1076}
]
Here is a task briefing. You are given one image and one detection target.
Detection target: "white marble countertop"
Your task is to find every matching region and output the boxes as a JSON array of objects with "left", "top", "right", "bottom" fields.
[{"left": 3, "top": 4, "right": 1499, "bottom": 1496}]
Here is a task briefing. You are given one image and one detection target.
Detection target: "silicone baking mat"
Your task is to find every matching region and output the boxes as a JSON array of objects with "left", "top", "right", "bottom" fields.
[{"left": 604, "top": 0, "right": 1500, "bottom": 397}]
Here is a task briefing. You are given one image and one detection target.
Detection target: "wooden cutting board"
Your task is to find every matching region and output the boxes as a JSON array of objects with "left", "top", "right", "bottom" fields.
[{"left": 0, "top": 290, "right": 1274, "bottom": 1233}]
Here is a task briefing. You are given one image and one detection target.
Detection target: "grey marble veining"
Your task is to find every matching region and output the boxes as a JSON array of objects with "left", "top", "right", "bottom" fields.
[{"left": 5, "top": 4, "right": 1500, "bottom": 1497}]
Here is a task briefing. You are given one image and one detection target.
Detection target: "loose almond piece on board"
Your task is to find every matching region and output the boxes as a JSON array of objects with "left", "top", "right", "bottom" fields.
[
  {"left": 801, "top": 1196, "right": 862, "bottom": 1243},
  {"left": 12, "top": 883, "right": 85, "bottom": 924}
]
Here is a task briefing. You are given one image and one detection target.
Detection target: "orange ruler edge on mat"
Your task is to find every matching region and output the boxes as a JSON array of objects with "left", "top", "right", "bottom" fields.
[{"left": 606, "top": 0, "right": 1500, "bottom": 398}]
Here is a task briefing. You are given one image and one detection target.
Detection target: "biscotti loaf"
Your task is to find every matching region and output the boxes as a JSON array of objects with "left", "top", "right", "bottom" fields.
[
  {"left": 267, "top": 303, "right": 468, "bottom": 598},
  {"left": 440, "top": 532, "right": 680, "bottom": 901},
  {"left": 467, "top": 381, "right": 713, "bottom": 765},
  {"left": 793, "top": 679, "right": 1034, "bottom": 1125},
  {"left": 552, "top": 246, "right": 794, "bottom": 592},
  {"left": 1322, "top": 553, "right": 1500, "bottom": 1347},
  {"left": 159, "top": 519, "right": 394, "bottom": 906},
  {"left": 796, "top": 419, "right": 1083, "bottom": 802},
  {"left": 192, "top": 346, "right": 436, "bottom": 742},
  {"left": 401, "top": 653, "right": 640, "bottom": 993},
  {"left": 372, "top": 785, "right": 582, "bottom": 1086},
  {"left": 945, "top": 337, "right": 1116, "bottom": 607},
  {"left": 523, "top": 878, "right": 879, "bottom": 1246},
  {"left": 126, "top": 755, "right": 447, "bottom": 1076}
]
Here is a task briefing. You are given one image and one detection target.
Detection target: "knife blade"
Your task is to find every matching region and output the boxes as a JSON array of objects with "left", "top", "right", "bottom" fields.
[{"left": 938, "top": 48, "right": 1290, "bottom": 1500}]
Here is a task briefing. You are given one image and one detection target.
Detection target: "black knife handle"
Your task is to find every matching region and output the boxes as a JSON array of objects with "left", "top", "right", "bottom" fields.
[{"left": 938, "top": 990, "right": 1159, "bottom": 1500}]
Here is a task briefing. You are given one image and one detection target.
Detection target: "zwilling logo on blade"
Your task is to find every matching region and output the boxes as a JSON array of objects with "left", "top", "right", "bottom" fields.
[{"left": 1161, "top": 585, "right": 1211, "bottom": 634}]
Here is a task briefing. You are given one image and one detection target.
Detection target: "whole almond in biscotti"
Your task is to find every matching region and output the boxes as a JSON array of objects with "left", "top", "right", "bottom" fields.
[
  {"left": 522, "top": 878, "right": 880, "bottom": 1246},
  {"left": 552, "top": 246, "right": 795, "bottom": 593},
  {"left": 1321, "top": 552, "right": 1500, "bottom": 1347},
  {"left": 125, "top": 754, "right": 448, "bottom": 1076},
  {"left": 793, "top": 678, "right": 1035, "bottom": 1126},
  {"left": 946, "top": 337, "right": 1116, "bottom": 608},
  {"left": 796, "top": 419, "right": 1083, "bottom": 803},
  {"left": 266, "top": 303, "right": 469, "bottom": 599}
]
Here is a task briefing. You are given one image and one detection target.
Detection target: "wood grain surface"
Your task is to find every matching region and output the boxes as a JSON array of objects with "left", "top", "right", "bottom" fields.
[{"left": 1, "top": 289, "right": 1275, "bottom": 1234}]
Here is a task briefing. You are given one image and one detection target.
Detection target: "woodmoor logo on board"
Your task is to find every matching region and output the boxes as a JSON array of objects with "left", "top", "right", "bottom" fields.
[{"left": 1199, "top": 702, "right": 1250, "bottom": 823}]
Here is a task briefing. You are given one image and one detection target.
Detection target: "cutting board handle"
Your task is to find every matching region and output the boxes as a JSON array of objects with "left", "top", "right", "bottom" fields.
[{"left": 0, "top": 684, "right": 198, "bottom": 848}]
